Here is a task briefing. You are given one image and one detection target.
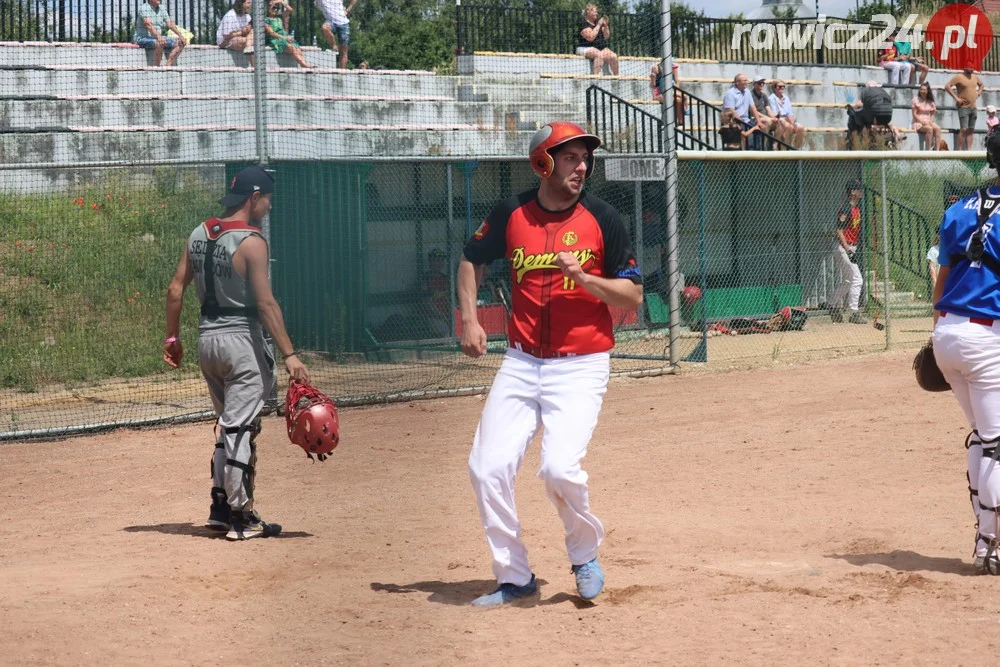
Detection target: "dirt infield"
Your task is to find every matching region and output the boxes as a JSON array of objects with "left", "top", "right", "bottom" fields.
[{"left": 1, "top": 349, "right": 985, "bottom": 665}]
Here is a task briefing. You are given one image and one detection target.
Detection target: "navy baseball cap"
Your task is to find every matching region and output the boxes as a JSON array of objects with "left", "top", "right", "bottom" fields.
[
  {"left": 220, "top": 166, "right": 275, "bottom": 208},
  {"left": 845, "top": 179, "right": 862, "bottom": 192}
]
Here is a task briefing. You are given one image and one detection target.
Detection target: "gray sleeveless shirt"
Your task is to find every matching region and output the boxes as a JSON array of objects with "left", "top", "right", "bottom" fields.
[{"left": 188, "top": 219, "right": 264, "bottom": 333}]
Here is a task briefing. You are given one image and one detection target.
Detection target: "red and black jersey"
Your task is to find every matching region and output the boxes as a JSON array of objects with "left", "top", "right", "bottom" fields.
[
  {"left": 837, "top": 202, "right": 862, "bottom": 246},
  {"left": 463, "top": 189, "right": 642, "bottom": 355}
]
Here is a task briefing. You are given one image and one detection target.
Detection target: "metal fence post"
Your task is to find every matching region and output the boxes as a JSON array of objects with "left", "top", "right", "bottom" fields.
[
  {"left": 660, "top": 0, "right": 680, "bottom": 366},
  {"left": 253, "top": 0, "right": 269, "bottom": 169},
  {"left": 634, "top": 180, "right": 645, "bottom": 328},
  {"left": 880, "top": 159, "right": 892, "bottom": 348},
  {"left": 447, "top": 164, "right": 457, "bottom": 337}
]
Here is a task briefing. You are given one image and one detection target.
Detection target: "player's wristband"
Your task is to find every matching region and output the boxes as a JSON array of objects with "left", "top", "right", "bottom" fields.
[
  {"left": 284, "top": 350, "right": 298, "bottom": 358},
  {"left": 164, "top": 336, "right": 179, "bottom": 344}
]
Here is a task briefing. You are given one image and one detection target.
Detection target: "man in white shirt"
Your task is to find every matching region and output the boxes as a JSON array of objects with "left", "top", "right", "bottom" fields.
[
  {"left": 217, "top": 0, "right": 254, "bottom": 67},
  {"left": 316, "top": 0, "right": 357, "bottom": 68}
]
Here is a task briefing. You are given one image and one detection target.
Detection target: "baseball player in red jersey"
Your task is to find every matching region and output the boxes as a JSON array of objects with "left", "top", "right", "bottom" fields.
[{"left": 459, "top": 122, "right": 643, "bottom": 607}]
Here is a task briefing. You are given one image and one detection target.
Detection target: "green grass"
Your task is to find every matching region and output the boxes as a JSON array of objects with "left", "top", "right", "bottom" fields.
[{"left": 0, "top": 169, "right": 217, "bottom": 391}]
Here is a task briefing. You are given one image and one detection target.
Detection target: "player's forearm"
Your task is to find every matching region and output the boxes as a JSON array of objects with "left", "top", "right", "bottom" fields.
[
  {"left": 457, "top": 259, "right": 483, "bottom": 324},
  {"left": 165, "top": 281, "right": 185, "bottom": 338},
  {"left": 257, "top": 299, "right": 296, "bottom": 357},
  {"left": 932, "top": 265, "right": 950, "bottom": 327},
  {"left": 579, "top": 274, "right": 643, "bottom": 311}
]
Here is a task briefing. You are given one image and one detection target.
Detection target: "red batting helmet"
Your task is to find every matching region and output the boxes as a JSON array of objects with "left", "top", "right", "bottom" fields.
[
  {"left": 529, "top": 121, "right": 601, "bottom": 179},
  {"left": 285, "top": 379, "right": 340, "bottom": 461}
]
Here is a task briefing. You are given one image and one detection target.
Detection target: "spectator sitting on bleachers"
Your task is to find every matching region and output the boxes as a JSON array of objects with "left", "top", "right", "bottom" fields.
[
  {"left": 263, "top": 0, "right": 314, "bottom": 68},
  {"left": 650, "top": 62, "right": 685, "bottom": 127},
  {"left": 911, "top": 82, "right": 941, "bottom": 150},
  {"left": 947, "top": 66, "right": 983, "bottom": 150},
  {"left": 878, "top": 34, "right": 912, "bottom": 86},
  {"left": 893, "top": 30, "right": 927, "bottom": 85},
  {"left": 749, "top": 75, "right": 776, "bottom": 136},
  {"left": 577, "top": 3, "right": 618, "bottom": 76},
  {"left": 134, "top": 0, "right": 187, "bottom": 67},
  {"left": 847, "top": 80, "right": 895, "bottom": 148},
  {"left": 719, "top": 110, "right": 757, "bottom": 150},
  {"left": 217, "top": 0, "right": 255, "bottom": 68},
  {"left": 722, "top": 73, "right": 752, "bottom": 126},
  {"left": 768, "top": 80, "right": 806, "bottom": 149}
]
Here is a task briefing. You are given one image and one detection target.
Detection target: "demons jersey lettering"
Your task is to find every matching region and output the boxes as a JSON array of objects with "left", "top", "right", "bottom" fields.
[{"left": 464, "top": 189, "right": 642, "bottom": 355}]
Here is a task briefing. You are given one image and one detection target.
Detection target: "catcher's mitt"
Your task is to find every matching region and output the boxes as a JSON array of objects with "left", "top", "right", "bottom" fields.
[{"left": 913, "top": 342, "right": 951, "bottom": 392}]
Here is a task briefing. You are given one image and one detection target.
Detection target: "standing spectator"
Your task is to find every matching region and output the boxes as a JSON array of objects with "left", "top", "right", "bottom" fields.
[
  {"left": 577, "top": 4, "right": 618, "bottom": 76},
  {"left": 768, "top": 80, "right": 806, "bottom": 149},
  {"left": 878, "top": 35, "right": 912, "bottom": 86},
  {"left": 893, "top": 30, "right": 928, "bottom": 85},
  {"left": 315, "top": 0, "right": 356, "bottom": 69},
  {"left": 749, "top": 75, "right": 775, "bottom": 148},
  {"left": 134, "top": 0, "right": 187, "bottom": 67},
  {"left": 987, "top": 105, "right": 999, "bottom": 136},
  {"left": 947, "top": 66, "right": 984, "bottom": 151},
  {"left": 911, "top": 82, "right": 941, "bottom": 151},
  {"left": 722, "top": 73, "right": 752, "bottom": 125},
  {"left": 719, "top": 109, "right": 757, "bottom": 150},
  {"left": 830, "top": 180, "right": 868, "bottom": 324},
  {"left": 847, "top": 81, "right": 893, "bottom": 148},
  {"left": 217, "top": 0, "right": 254, "bottom": 68},
  {"left": 650, "top": 62, "right": 685, "bottom": 127},
  {"left": 263, "top": 0, "right": 314, "bottom": 68}
]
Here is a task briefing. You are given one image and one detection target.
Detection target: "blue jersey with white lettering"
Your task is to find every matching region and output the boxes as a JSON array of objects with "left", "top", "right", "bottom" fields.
[{"left": 934, "top": 186, "right": 1000, "bottom": 319}]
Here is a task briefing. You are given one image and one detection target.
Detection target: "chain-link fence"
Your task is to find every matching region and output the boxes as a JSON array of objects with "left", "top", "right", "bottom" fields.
[{"left": 0, "top": 153, "right": 970, "bottom": 439}]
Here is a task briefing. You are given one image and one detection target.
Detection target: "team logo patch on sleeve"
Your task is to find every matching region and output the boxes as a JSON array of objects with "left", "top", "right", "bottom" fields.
[
  {"left": 561, "top": 231, "right": 578, "bottom": 246},
  {"left": 473, "top": 220, "right": 489, "bottom": 240}
]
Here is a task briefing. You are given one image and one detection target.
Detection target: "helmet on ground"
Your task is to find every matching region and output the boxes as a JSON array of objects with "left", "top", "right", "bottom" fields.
[
  {"left": 529, "top": 121, "right": 601, "bottom": 179},
  {"left": 285, "top": 379, "right": 339, "bottom": 461},
  {"left": 681, "top": 285, "right": 702, "bottom": 306}
]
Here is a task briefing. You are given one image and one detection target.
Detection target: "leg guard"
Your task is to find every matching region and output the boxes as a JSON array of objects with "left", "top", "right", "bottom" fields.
[
  {"left": 222, "top": 416, "right": 260, "bottom": 513},
  {"left": 977, "top": 434, "right": 1000, "bottom": 573},
  {"left": 967, "top": 431, "right": 983, "bottom": 525}
]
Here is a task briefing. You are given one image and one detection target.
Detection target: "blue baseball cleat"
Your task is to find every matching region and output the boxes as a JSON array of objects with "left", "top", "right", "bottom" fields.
[
  {"left": 471, "top": 575, "right": 538, "bottom": 607},
  {"left": 571, "top": 558, "right": 604, "bottom": 600}
]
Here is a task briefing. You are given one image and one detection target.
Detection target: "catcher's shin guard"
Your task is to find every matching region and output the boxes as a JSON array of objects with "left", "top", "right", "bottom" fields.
[
  {"left": 976, "top": 434, "right": 1000, "bottom": 574},
  {"left": 967, "top": 431, "right": 983, "bottom": 522},
  {"left": 222, "top": 416, "right": 260, "bottom": 512}
]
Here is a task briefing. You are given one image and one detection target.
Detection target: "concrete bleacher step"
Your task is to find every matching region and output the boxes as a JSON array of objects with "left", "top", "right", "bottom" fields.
[
  {"left": 456, "top": 83, "right": 566, "bottom": 104},
  {"left": 0, "top": 127, "right": 538, "bottom": 163},
  {"left": 0, "top": 98, "right": 574, "bottom": 130},
  {"left": 0, "top": 41, "right": 343, "bottom": 69},
  {"left": 0, "top": 66, "right": 457, "bottom": 99}
]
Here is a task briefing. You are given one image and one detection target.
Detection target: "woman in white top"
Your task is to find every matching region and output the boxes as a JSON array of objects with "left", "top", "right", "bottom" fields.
[
  {"left": 217, "top": 0, "right": 254, "bottom": 67},
  {"left": 767, "top": 80, "right": 806, "bottom": 149}
]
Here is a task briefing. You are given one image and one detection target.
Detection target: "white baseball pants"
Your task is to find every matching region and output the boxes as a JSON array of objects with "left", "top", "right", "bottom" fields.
[
  {"left": 469, "top": 348, "right": 609, "bottom": 587},
  {"left": 933, "top": 316, "right": 1000, "bottom": 553},
  {"left": 882, "top": 60, "right": 912, "bottom": 85},
  {"left": 831, "top": 244, "right": 863, "bottom": 312}
]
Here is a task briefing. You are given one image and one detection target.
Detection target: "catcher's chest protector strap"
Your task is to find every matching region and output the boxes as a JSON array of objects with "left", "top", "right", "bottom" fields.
[
  {"left": 950, "top": 189, "right": 1000, "bottom": 275},
  {"left": 200, "top": 219, "right": 262, "bottom": 319}
]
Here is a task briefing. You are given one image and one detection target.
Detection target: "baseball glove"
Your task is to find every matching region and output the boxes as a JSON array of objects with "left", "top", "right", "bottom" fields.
[{"left": 913, "top": 341, "right": 951, "bottom": 392}]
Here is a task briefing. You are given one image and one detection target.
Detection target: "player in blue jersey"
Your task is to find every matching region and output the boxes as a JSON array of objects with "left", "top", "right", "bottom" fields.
[{"left": 932, "top": 131, "right": 1000, "bottom": 573}]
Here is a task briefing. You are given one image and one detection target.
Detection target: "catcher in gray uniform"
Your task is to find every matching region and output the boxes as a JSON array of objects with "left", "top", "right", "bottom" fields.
[{"left": 164, "top": 166, "right": 309, "bottom": 541}]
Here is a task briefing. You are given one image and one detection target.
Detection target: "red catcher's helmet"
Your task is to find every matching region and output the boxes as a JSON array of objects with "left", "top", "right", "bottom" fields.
[
  {"left": 529, "top": 121, "right": 601, "bottom": 179},
  {"left": 285, "top": 379, "right": 339, "bottom": 461},
  {"left": 681, "top": 285, "right": 702, "bottom": 306}
]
